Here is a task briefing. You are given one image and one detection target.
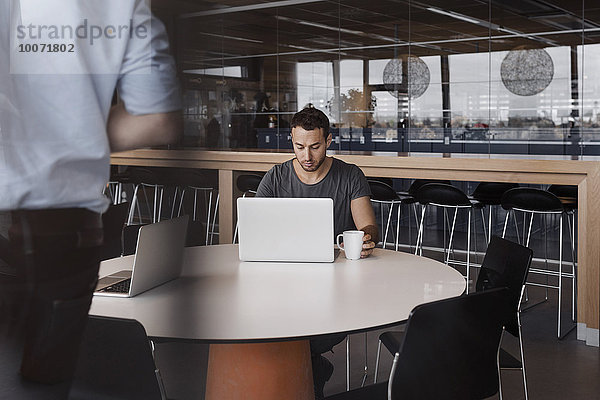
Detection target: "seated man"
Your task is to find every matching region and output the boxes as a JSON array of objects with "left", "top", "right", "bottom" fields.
[{"left": 256, "top": 106, "right": 379, "bottom": 398}]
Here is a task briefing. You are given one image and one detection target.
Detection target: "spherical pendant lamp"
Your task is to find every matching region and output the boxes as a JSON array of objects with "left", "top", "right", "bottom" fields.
[{"left": 500, "top": 48, "right": 554, "bottom": 96}]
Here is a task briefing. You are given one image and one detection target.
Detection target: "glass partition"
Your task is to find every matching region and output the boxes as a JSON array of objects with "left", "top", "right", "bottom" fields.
[{"left": 169, "top": 0, "right": 599, "bottom": 156}]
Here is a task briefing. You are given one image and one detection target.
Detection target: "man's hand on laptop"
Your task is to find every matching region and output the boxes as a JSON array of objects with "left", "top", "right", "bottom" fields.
[{"left": 361, "top": 234, "right": 376, "bottom": 258}]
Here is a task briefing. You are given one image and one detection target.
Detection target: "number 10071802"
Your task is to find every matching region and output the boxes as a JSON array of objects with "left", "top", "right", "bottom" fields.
[{"left": 18, "top": 43, "right": 75, "bottom": 53}]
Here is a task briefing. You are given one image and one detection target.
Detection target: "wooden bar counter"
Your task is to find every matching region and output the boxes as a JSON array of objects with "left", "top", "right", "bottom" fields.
[{"left": 111, "top": 148, "right": 600, "bottom": 346}]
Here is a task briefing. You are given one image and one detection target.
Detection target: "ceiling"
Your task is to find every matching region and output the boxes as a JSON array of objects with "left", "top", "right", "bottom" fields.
[{"left": 151, "top": 0, "right": 600, "bottom": 70}]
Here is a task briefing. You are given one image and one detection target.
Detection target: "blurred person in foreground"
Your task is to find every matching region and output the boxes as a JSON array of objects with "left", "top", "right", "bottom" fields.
[{"left": 0, "top": 0, "right": 182, "bottom": 396}]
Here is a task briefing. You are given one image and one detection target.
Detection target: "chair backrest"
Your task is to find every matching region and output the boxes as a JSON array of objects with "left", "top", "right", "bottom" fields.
[
  {"left": 471, "top": 182, "right": 520, "bottom": 205},
  {"left": 173, "top": 168, "right": 219, "bottom": 188},
  {"left": 501, "top": 187, "right": 563, "bottom": 212},
  {"left": 128, "top": 167, "right": 167, "bottom": 186},
  {"left": 548, "top": 184, "right": 578, "bottom": 210},
  {"left": 368, "top": 180, "right": 399, "bottom": 201},
  {"left": 407, "top": 179, "right": 452, "bottom": 195},
  {"left": 390, "top": 289, "right": 509, "bottom": 400},
  {"left": 236, "top": 174, "right": 264, "bottom": 194},
  {"left": 414, "top": 183, "right": 471, "bottom": 207},
  {"left": 100, "top": 202, "right": 129, "bottom": 261},
  {"left": 547, "top": 184, "right": 577, "bottom": 200},
  {"left": 476, "top": 236, "right": 533, "bottom": 336},
  {"left": 71, "top": 316, "right": 164, "bottom": 400}
]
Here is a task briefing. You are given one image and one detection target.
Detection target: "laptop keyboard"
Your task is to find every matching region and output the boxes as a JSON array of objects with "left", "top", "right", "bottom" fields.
[{"left": 100, "top": 278, "right": 131, "bottom": 293}]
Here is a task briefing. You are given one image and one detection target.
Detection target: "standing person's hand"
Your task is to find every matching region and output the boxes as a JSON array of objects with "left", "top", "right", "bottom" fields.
[{"left": 361, "top": 233, "right": 376, "bottom": 258}]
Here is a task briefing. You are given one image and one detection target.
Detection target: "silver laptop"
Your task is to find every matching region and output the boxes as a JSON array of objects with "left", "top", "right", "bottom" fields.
[
  {"left": 237, "top": 197, "right": 334, "bottom": 262},
  {"left": 94, "top": 215, "right": 189, "bottom": 297}
]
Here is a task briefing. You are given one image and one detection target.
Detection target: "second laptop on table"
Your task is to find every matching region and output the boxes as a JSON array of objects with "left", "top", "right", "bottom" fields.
[{"left": 94, "top": 215, "right": 189, "bottom": 297}]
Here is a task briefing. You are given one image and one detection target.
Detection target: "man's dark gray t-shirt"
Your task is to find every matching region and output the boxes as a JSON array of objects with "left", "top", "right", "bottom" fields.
[{"left": 255, "top": 158, "right": 371, "bottom": 236}]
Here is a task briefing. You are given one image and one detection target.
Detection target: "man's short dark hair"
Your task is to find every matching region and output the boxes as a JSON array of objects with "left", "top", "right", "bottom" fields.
[{"left": 291, "top": 107, "right": 330, "bottom": 138}]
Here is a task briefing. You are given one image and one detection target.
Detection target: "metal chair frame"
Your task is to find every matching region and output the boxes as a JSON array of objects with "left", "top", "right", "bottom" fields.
[
  {"left": 415, "top": 202, "right": 474, "bottom": 292},
  {"left": 128, "top": 182, "right": 165, "bottom": 225},
  {"left": 176, "top": 186, "right": 219, "bottom": 245},
  {"left": 502, "top": 207, "right": 576, "bottom": 339}
]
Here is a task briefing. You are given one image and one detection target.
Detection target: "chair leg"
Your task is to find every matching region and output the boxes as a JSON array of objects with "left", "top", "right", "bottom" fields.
[
  {"left": 567, "top": 211, "right": 577, "bottom": 321},
  {"left": 482, "top": 207, "right": 489, "bottom": 244},
  {"left": 373, "top": 340, "right": 382, "bottom": 384},
  {"left": 395, "top": 203, "right": 401, "bottom": 252},
  {"left": 517, "top": 313, "right": 529, "bottom": 400},
  {"left": 497, "top": 330, "right": 505, "bottom": 400},
  {"left": 127, "top": 184, "right": 140, "bottom": 225},
  {"left": 466, "top": 209, "right": 471, "bottom": 294},
  {"left": 346, "top": 336, "right": 350, "bottom": 391},
  {"left": 558, "top": 215, "right": 563, "bottom": 339},
  {"left": 210, "top": 193, "right": 219, "bottom": 244},
  {"left": 177, "top": 188, "right": 186, "bottom": 217},
  {"left": 157, "top": 186, "right": 164, "bottom": 222},
  {"left": 502, "top": 211, "right": 509, "bottom": 238},
  {"left": 360, "top": 333, "right": 368, "bottom": 387},
  {"left": 415, "top": 205, "right": 426, "bottom": 256},
  {"left": 445, "top": 208, "right": 458, "bottom": 266},
  {"left": 383, "top": 202, "right": 393, "bottom": 250},
  {"left": 205, "top": 191, "right": 212, "bottom": 246}
]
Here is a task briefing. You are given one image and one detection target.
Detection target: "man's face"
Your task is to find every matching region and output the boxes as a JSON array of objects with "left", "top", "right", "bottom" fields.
[{"left": 291, "top": 127, "right": 332, "bottom": 172}]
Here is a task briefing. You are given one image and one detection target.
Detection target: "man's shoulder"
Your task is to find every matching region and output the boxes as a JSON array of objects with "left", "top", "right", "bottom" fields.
[
  {"left": 331, "top": 158, "right": 362, "bottom": 174},
  {"left": 267, "top": 159, "right": 294, "bottom": 174}
]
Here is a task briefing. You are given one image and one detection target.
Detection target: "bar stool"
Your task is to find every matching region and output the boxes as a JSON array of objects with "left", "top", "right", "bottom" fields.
[
  {"left": 394, "top": 179, "right": 452, "bottom": 252},
  {"left": 127, "top": 167, "right": 167, "bottom": 225},
  {"left": 470, "top": 182, "right": 519, "bottom": 243},
  {"left": 500, "top": 187, "right": 576, "bottom": 339},
  {"left": 368, "top": 180, "right": 402, "bottom": 251},
  {"left": 174, "top": 169, "right": 219, "bottom": 245},
  {"left": 233, "top": 174, "right": 264, "bottom": 244},
  {"left": 414, "top": 183, "right": 474, "bottom": 291},
  {"left": 547, "top": 184, "right": 577, "bottom": 268}
]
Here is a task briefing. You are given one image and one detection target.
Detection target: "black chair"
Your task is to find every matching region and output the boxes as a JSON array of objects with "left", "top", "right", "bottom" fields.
[
  {"left": 470, "top": 182, "right": 520, "bottom": 243},
  {"left": 127, "top": 167, "right": 169, "bottom": 225},
  {"left": 71, "top": 316, "right": 166, "bottom": 400},
  {"left": 547, "top": 184, "right": 577, "bottom": 271},
  {"left": 476, "top": 236, "right": 533, "bottom": 400},
  {"left": 233, "top": 173, "right": 264, "bottom": 243},
  {"left": 327, "top": 289, "right": 509, "bottom": 400},
  {"left": 172, "top": 169, "right": 219, "bottom": 245},
  {"left": 368, "top": 180, "right": 402, "bottom": 251},
  {"left": 398, "top": 179, "right": 452, "bottom": 199},
  {"left": 501, "top": 187, "right": 576, "bottom": 339},
  {"left": 374, "top": 237, "right": 533, "bottom": 393},
  {"left": 413, "top": 183, "right": 475, "bottom": 289}
]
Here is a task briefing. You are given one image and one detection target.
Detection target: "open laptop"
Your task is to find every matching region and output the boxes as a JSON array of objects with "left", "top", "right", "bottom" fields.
[
  {"left": 237, "top": 197, "right": 334, "bottom": 262},
  {"left": 94, "top": 215, "right": 189, "bottom": 297}
]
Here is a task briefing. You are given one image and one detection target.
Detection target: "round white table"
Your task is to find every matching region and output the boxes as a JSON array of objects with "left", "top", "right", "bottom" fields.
[{"left": 90, "top": 245, "right": 465, "bottom": 399}]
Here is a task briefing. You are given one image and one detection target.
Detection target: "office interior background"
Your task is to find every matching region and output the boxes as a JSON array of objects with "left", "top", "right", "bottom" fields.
[{"left": 152, "top": 0, "right": 600, "bottom": 157}]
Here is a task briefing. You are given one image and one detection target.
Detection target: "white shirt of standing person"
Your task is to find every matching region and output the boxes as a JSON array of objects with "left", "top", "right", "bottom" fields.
[{"left": 0, "top": 0, "right": 182, "bottom": 213}]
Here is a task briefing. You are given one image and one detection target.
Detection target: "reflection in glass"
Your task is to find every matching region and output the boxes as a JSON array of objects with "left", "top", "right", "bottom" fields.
[{"left": 173, "top": 0, "right": 595, "bottom": 156}]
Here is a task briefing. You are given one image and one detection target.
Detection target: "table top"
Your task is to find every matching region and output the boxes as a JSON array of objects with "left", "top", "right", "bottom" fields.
[{"left": 90, "top": 245, "right": 466, "bottom": 343}]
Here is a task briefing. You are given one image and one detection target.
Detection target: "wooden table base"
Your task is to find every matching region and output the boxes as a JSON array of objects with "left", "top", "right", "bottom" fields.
[{"left": 205, "top": 340, "right": 315, "bottom": 400}]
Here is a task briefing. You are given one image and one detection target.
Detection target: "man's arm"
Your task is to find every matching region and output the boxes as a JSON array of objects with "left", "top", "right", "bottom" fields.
[
  {"left": 350, "top": 195, "right": 379, "bottom": 258},
  {"left": 107, "top": 102, "right": 182, "bottom": 152}
]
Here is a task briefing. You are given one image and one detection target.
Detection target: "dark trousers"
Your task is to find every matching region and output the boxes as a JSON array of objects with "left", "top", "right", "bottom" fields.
[
  {"left": 0, "top": 208, "right": 103, "bottom": 386},
  {"left": 310, "top": 333, "right": 346, "bottom": 398}
]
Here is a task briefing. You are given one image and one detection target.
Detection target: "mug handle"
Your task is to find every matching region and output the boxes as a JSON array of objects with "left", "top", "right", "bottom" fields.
[{"left": 336, "top": 234, "right": 344, "bottom": 250}]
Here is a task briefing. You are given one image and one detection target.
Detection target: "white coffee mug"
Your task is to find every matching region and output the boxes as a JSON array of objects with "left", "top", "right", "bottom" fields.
[{"left": 336, "top": 230, "right": 364, "bottom": 260}]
